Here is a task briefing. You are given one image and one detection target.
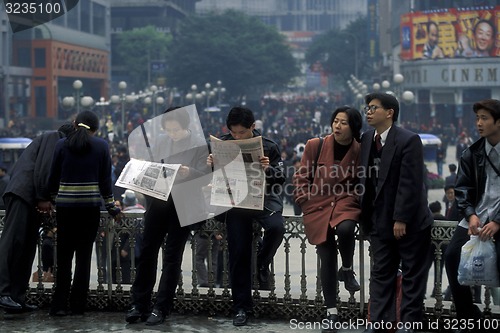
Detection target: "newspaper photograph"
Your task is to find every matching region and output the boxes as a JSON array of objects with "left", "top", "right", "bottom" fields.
[
  {"left": 115, "top": 158, "right": 180, "bottom": 201},
  {"left": 209, "top": 135, "right": 265, "bottom": 210}
]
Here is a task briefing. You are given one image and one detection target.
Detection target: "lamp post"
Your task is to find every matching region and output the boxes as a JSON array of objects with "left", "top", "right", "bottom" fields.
[
  {"left": 73, "top": 80, "right": 83, "bottom": 113},
  {"left": 80, "top": 96, "right": 94, "bottom": 110},
  {"left": 346, "top": 75, "right": 367, "bottom": 108},
  {"left": 215, "top": 80, "right": 226, "bottom": 106},
  {"left": 118, "top": 81, "right": 127, "bottom": 139},
  {"left": 150, "top": 85, "right": 158, "bottom": 118},
  {"left": 186, "top": 84, "right": 202, "bottom": 106}
]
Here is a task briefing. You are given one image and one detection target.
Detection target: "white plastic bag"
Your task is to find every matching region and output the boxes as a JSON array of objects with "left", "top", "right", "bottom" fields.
[{"left": 458, "top": 235, "right": 500, "bottom": 287}]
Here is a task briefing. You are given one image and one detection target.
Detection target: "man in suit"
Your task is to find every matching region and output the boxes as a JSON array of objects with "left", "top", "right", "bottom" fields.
[
  {"left": 359, "top": 92, "right": 433, "bottom": 333},
  {"left": 445, "top": 163, "right": 458, "bottom": 187}
]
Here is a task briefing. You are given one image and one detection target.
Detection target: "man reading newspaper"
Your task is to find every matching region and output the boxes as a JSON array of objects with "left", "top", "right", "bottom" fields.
[{"left": 207, "top": 106, "right": 285, "bottom": 326}]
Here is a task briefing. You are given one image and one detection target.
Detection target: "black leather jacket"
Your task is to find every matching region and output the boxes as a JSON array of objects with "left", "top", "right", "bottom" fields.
[
  {"left": 455, "top": 137, "right": 500, "bottom": 224},
  {"left": 218, "top": 129, "right": 285, "bottom": 214}
]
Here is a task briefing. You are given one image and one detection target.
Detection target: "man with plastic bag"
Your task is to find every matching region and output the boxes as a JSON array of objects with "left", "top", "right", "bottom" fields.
[{"left": 444, "top": 99, "right": 500, "bottom": 333}]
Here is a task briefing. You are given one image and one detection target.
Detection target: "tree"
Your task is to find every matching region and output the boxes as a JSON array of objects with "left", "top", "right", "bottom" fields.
[
  {"left": 166, "top": 10, "right": 299, "bottom": 101},
  {"left": 115, "top": 26, "right": 172, "bottom": 90},
  {"left": 306, "top": 17, "right": 373, "bottom": 83}
]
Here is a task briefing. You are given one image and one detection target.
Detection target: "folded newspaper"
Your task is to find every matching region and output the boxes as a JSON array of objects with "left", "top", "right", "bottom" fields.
[
  {"left": 209, "top": 135, "right": 265, "bottom": 210},
  {"left": 115, "top": 158, "right": 180, "bottom": 201}
]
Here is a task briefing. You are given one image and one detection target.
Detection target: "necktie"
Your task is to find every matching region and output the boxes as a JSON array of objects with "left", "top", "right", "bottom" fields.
[
  {"left": 446, "top": 206, "right": 452, "bottom": 219},
  {"left": 375, "top": 134, "right": 382, "bottom": 152}
]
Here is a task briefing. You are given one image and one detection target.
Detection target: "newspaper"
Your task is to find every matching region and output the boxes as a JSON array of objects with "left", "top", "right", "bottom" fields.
[
  {"left": 209, "top": 135, "right": 265, "bottom": 210},
  {"left": 115, "top": 158, "right": 180, "bottom": 201}
]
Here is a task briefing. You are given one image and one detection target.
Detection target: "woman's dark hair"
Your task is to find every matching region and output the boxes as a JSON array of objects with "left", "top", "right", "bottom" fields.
[
  {"left": 66, "top": 110, "right": 99, "bottom": 153},
  {"left": 329, "top": 106, "right": 363, "bottom": 142},
  {"left": 161, "top": 106, "right": 190, "bottom": 129},
  {"left": 365, "top": 92, "right": 400, "bottom": 122},
  {"left": 226, "top": 106, "right": 255, "bottom": 130}
]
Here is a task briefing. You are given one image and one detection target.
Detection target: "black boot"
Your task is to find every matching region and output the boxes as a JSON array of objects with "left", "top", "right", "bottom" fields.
[{"left": 338, "top": 268, "right": 360, "bottom": 292}]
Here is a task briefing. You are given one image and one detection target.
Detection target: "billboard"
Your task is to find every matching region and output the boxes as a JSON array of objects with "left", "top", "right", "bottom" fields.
[{"left": 401, "top": 6, "right": 500, "bottom": 60}]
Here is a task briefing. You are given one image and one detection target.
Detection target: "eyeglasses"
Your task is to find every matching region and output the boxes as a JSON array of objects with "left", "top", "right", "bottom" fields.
[{"left": 363, "top": 105, "right": 384, "bottom": 114}]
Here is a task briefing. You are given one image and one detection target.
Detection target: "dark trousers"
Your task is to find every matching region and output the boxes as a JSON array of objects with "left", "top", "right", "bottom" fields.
[
  {"left": 369, "top": 226, "right": 432, "bottom": 323},
  {"left": 225, "top": 209, "right": 285, "bottom": 312},
  {"left": 444, "top": 225, "right": 500, "bottom": 319},
  {"left": 131, "top": 198, "right": 190, "bottom": 313},
  {"left": 0, "top": 194, "right": 39, "bottom": 304},
  {"left": 317, "top": 219, "right": 356, "bottom": 308},
  {"left": 51, "top": 206, "right": 100, "bottom": 313}
]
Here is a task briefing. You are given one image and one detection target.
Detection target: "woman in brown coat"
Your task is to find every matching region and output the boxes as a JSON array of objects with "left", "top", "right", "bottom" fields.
[{"left": 293, "top": 106, "right": 362, "bottom": 332}]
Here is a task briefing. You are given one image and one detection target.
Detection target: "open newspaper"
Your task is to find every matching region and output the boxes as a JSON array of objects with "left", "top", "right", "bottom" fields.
[
  {"left": 209, "top": 135, "right": 265, "bottom": 210},
  {"left": 115, "top": 158, "right": 180, "bottom": 201}
]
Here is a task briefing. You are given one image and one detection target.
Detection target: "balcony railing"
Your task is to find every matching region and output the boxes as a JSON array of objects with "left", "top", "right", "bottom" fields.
[{"left": 2, "top": 211, "right": 499, "bottom": 321}]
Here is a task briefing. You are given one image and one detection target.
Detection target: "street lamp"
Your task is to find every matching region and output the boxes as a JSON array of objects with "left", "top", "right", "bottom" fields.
[
  {"left": 185, "top": 84, "right": 202, "bottom": 105},
  {"left": 118, "top": 81, "right": 127, "bottom": 139},
  {"left": 73, "top": 80, "right": 83, "bottom": 113},
  {"left": 150, "top": 85, "right": 158, "bottom": 117},
  {"left": 214, "top": 80, "right": 226, "bottom": 106},
  {"left": 62, "top": 96, "right": 75, "bottom": 109},
  {"left": 80, "top": 96, "right": 94, "bottom": 110}
]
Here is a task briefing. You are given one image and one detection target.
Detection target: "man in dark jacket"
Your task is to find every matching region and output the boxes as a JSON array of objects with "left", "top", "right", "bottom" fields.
[
  {"left": 359, "top": 93, "right": 433, "bottom": 333},
  {"left": 444, "top": 99, "right": 500, "bottom": 332},
  {"left": 0, "top": 124, "right": 73, "bottom": 312},
  {"left": 207, "top": 106, "right": 285, "bottom": 326}
]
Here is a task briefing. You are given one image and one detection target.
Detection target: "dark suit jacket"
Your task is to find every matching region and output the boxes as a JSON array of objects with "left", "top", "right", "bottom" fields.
[{"left": 359, "top": 126, "right": 433, "bottom": 240}]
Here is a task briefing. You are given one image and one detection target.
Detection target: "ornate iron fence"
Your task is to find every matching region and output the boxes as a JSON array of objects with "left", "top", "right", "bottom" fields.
[{"left": 1, "top": 211, "right": 499, "bottom": 321}]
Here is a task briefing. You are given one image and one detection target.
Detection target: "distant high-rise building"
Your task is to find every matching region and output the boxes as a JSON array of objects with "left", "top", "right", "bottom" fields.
[{"left": 197, "top": 0, "right": 367, "bottom": 32}]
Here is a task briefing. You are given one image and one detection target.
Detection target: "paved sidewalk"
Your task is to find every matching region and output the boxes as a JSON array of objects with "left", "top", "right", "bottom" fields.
[{"left": 1, "top": 310, "right": 367, "bottom": 332}]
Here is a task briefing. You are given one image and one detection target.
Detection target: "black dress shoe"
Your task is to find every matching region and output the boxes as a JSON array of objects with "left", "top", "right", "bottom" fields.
[
  {"left": 322, "top": 313, "right": 339, "bottom": 333},
  {"left": 22, "top": 303, "right": 38, "bottom": 311},
  {"left": 4, "top": 302, "right": 38, "bottom": 314},
  {"left": 233, "top": 309, "right": 248, "bottom": 326},
  {"left": 0, "top": 296, "right": 22, "bottom": 310},
  {"left": 146, "top": 308, "right": 167, "bottom": 326},
  {"left": 338, "top": 268, "right": 361, "bottom": 292},
  {"left": 125, "top": 305, "right": 149, "bottom": 323}
]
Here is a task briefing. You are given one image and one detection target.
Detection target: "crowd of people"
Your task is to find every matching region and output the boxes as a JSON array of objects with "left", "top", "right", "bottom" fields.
[{"left": 0, "top": 94, "right": 499, "bottom": 333}]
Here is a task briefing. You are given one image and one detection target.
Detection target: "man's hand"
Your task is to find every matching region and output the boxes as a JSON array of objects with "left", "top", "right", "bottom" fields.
[
  {"left": 468, "top": 214, "right": 481, "bottom": 236},
  {"left": 394, "top": 221, "right": 406, "bottom": 240},
  {"left": 207, "top": 154, "right": 214, "bottom": 167},
  {"left": 259, "top": 156, "right": 270, "bottom": 170},
  {"left": 178, "top": 165, "right": 190, "bottom": 178},
  {"left": 479, "top": 220, "right": 500, "bottom": 242},
  {"left": 36, "top": 200, "right": 53, "bottom": 214}
]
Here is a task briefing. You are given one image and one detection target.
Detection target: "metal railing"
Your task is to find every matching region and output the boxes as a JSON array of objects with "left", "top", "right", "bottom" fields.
[{"left": 1, "top": 211, "right": 499, "bottom": 321}]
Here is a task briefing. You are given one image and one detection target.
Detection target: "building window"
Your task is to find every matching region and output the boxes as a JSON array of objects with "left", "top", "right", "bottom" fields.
[
  {"left": 17, "top": 47, "right": 31, "bottom": 67},
  {"left": 34, "top": 86, "right": 47, "bottom": 117},
  {"left": 93, "top": 3, "right": 106, "bottom": 36},
  {"left": 34, "top": 48, "right": 46, "bottom": 68},
  {"left": 81, "top": 0, "right": 91, "bottom": 33}
]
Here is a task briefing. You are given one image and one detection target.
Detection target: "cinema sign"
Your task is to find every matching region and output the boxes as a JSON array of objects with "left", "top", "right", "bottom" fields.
[{"left": 401, "top": 60, "right": 500, "bottom": 88}]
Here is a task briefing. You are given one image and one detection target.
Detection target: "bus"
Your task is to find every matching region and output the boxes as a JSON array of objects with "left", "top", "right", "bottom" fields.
[{"left": 0, "top": 137, "right": 33, "bottom": 172}]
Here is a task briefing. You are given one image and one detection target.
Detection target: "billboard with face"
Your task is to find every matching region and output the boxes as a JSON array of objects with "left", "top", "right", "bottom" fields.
[{"left": 401, "top": 6, "right": 500, "bottom": 60}]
